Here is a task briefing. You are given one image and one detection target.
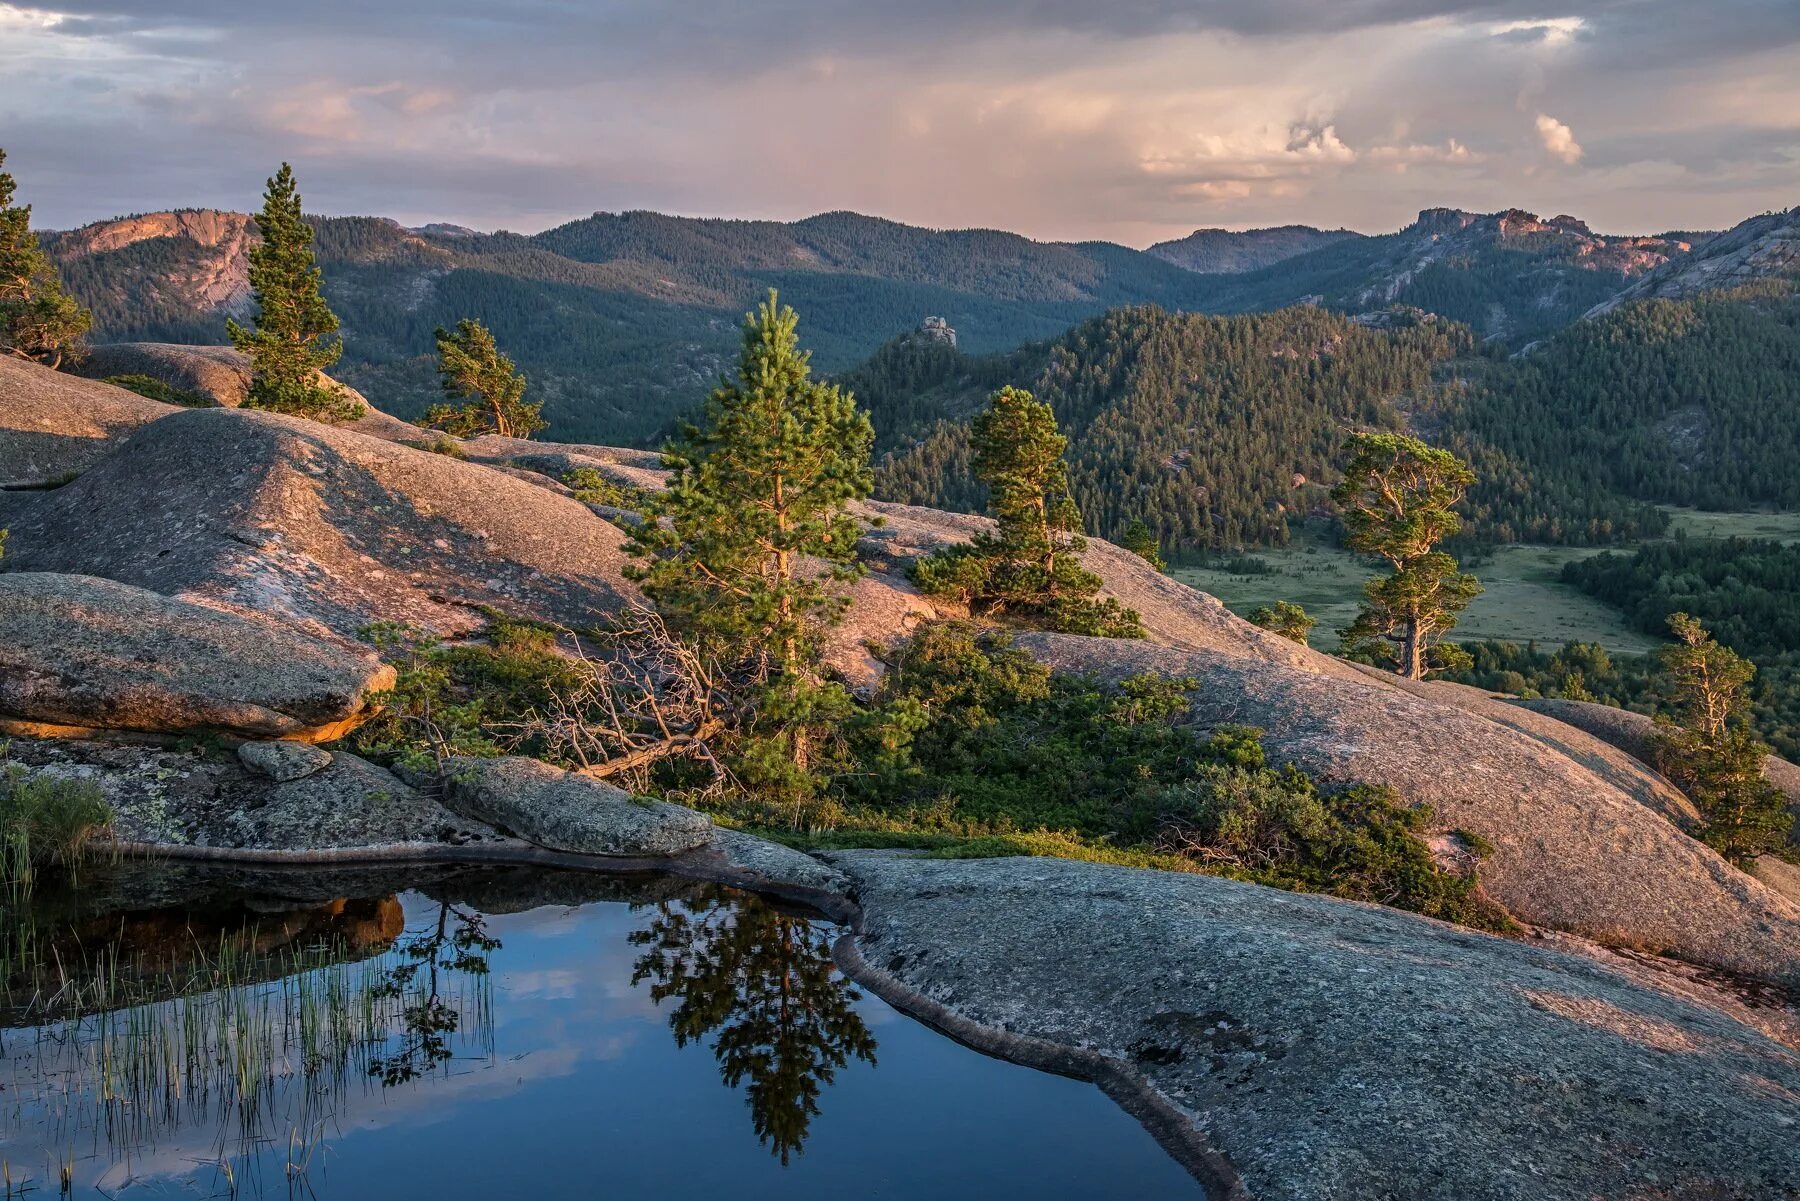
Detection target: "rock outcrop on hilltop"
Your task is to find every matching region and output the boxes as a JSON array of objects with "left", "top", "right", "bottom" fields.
[
  {"left": 2, "top": 404, "right": 642, "bottom": 640},
  {"left": 72, "top": 342, "right": 425, "bottom": 442},
  {"left": 0, "top": 573, "right": 394, "bottom": 741},
  {"left": 1588, "top": 206, "right": 1799, "bottom": 315},
  {"left": 0, "top": 354, "right": 176, "bottom": 486},
  {"left": 1014, "top": 633, "right": 1800, "bottom": 985},
  {"left": 837, "top": 852, "right": 1800, "bottom": 1201}
]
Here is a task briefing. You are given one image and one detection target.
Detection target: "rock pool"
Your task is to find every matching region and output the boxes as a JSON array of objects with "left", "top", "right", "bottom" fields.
[{"left": 1, "top": 864, "right": 1201, "bottom": 1198}]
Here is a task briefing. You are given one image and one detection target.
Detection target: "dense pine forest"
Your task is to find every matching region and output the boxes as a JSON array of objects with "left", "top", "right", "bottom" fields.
[
  {"left": 863, "top": 306, "right": 1473, "bottom": 549},
  {"left": 860, "top": 280, "right": 1800, "bottom": 555}
]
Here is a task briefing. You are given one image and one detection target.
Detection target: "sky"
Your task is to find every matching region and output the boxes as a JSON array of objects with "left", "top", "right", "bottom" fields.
[{"left": 3, "top": 0, "right": 1797, "bottom": 245}]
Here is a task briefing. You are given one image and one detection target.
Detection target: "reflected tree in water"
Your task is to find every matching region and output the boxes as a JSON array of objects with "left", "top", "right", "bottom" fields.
[
  {"left": 368, "top": 900, "right": 500, "bottom": 1086},
  {"left": 630, "top": 891, "right": 877, "bottom": 1163}
]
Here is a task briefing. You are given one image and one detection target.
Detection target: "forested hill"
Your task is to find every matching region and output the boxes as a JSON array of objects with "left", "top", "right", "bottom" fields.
[
  {"left": 1438, "top": 280, "right": 1800, "bottom": 543},
  {"left": 857, "top": 280, "right": 1800, "bottom": 554},
  {"left": 47, "top": 208, "right": 1223, "bottom": 444},
  {"left": 858, "top": 305, "right": 1476, "bottom": 549}
]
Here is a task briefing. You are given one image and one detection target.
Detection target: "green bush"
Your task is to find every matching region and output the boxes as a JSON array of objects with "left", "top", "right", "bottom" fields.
[{"left": 103, "top": 373, "right": 212, "bottom": 407}]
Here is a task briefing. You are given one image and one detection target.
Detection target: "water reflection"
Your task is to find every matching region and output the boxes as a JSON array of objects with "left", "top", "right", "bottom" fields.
[
  {"left": 630, "top": 891, "right": 878, "bottom": 1163},
  {"left": 368, "top": 899, "right": 501, "bottom": 1086},
  {"left": 1, "top": 866, "right": 1199, "bottom": 1200}
]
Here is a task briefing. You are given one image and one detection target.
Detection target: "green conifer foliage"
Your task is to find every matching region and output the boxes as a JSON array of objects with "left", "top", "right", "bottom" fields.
[
  {"left": 1120, "top": 519, "right": 1167, "bottom": 572},
  {"left": 0, "top": 149, "right": 91, "bottom": 370},
  {"left": 1249, "top": 601, "right": 1316, "bottom": 646},
  {"left": 1651, "top": 613, "right": 1793, "bottom": 862},
  {"left": 912, "top": 386, "right": 1141, "bottom": 637},
  {"left": 227, "top": 163, "right": 361, "bottom": 421},
  {"left": 626, "top": 293, "right": 874, "bottom": 820},
  {"left": 420, "top": 318, "right": 545, "bottom": 439},
  {"left": 1334, "top": 432, "right": 1481, "bottom": 679}
]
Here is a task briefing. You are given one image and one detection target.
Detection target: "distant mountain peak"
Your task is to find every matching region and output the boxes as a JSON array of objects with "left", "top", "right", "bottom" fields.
[{"left": 1587, "top": 206, "right": 1800, "bottom": 316}]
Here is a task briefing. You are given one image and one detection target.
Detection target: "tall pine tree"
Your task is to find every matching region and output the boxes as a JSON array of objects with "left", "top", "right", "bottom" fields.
[
  {"left": 0, "top": 148, "right": 91, "bottom": 370},
  {"left": 627, "top": 292, "right": 874, "bottom": 818},
  {"left": 227, "top": 164, "right": 361, "bottom": 420},
  {"left": 912, "top": 386, "right": 1140, "bottom": 637}
]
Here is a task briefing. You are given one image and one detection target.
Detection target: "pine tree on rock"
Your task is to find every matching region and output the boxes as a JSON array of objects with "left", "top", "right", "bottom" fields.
[
  {"left": 912, "top": 386, "right": 1141, "bottom": 638},
  {"left": 0, "top": 149, "right": 91, "bottom": 370},
  {"left": 420, "top": 318, "right": 546, "bottom": 439},
  {"left": 1120, "top": 519, "right": 1167, "bottom": 572},
  {"left": 1334, "top": 432, "right": 1481, "bottom": 679},
  {"left": 1250, "top": 600, "right": 1316, "bottom": 646},
  {"left": 1650, "top": 612, "right": 1793, "bottom": 862},
  {"left": 626, "top": 292, "right": 874, "bottom": 818},
  {"left": 227, "top": 164, "right": 361, "bottom": 421}
]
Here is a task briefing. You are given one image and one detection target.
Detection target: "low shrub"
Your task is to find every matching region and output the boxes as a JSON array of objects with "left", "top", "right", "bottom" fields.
[
  {"left": 103, "top": 373, "right": 212, "bottom": 407},
  {"left": 1, "top": 763, "right": 112, "bottom": 888}
]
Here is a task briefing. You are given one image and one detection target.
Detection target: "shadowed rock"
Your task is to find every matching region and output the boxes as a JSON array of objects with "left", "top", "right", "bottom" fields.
[
  {"left": 1012, "top": 631, "right": 1800, "bottom": 985},
  {"left": 839, "top": 851, "right": 1800, "bottom": 1201},
  {"left": 2, "top": 406, "right": 642, "bottom": 640},
  {"left": 0, "top": 573, "right": 394, "bottom": 742},
  {"left": 441, "top": 755, "right": 714, "bottom": 856},
  {"left": 0, "top": 355, "right": 176, "bottom": 486}
]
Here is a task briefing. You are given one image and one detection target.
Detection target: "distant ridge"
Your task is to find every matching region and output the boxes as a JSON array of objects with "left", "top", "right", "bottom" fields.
[{"left": 1148, "top": 224, "right": 1362, "bottom": 273}]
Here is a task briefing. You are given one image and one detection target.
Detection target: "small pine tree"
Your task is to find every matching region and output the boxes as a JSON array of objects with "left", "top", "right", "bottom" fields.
[
  {"left": 1119, "top": 519, "right": 1167, "bottom": 572},
  {"left": 1249, "top": 600, "right": 1315, "bottom": 646},
  {"left": 419, "top": 318, "right": 546, "bottom": 439},
  {"left": 1334, "top": 432, "right": 1481, "bottom": 679},
  {"left": 0, "top": 149, "right": 90, "bottom": 370},
  {"left": 912, "top": 386, "right": 1141, "bottom": 638},
  {"left": 626, "top": 292, "right": 873, "bottom": 821},
  {"left": 227, "top": 164, "right": 360, "bottom": 421},
  {"left": 1650, "top": 613, "right": 1793, "bottom": 862}
]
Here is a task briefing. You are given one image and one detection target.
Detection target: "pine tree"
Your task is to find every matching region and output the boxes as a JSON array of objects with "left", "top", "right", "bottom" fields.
[
  {"left": 626, "top": 292, "right": 873, "bottom": 817},
  {"left": 419, "top": 318, "right": 545, "bottom": 439},
  {"left": 0, "top": 149, "right": 91, "bottom": 370},
  {"left": 1650, "top": 613, "right": 1793, "bottom": 862},
  {"left": 912, "top": 386, "right": 1141, "bottom": 637},
  {"left": 1334, "top": 432, "right": 1481, "bottom": 679},
  {"left": 1120, "top": 518, "right": 1166, "bottom": 572},
  {"left": 227, "top": 163, "right": 360, "bottom": 420},
  {"left": 1249, "top": 600, "right": 1315, "bottom": 646}
]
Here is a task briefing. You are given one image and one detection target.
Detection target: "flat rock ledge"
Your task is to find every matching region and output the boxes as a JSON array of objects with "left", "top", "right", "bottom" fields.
[
  {"left": 440, "top": 755, "right": 715, "bottom": 857},
  {"left": 0, "top": 573, "right": 394, "bottom": 742},
  {"left": 833, "top": 852, "right": 1800, "bottom": 1201}
]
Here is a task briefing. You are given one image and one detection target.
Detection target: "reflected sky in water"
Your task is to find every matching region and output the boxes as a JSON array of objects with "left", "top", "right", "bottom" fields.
[{"left": 2, "top": 866, "right": 1200, "bottom": 1199}]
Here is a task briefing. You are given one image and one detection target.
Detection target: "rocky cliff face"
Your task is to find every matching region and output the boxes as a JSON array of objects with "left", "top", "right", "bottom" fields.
[
  {"left": 1588, "top": 207, "right": 1800, "bottom": 315},
  {"left": 49, "top": 210, "right": 258, "bottom": 315}
]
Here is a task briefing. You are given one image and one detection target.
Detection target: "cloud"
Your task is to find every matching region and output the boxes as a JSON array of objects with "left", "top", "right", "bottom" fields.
[
  {"left": 1, "top": 0, "right": 1793, "bottom": 240},
  {"left": 1536, "top": 113, "right": 1584, "bottom": 164}
]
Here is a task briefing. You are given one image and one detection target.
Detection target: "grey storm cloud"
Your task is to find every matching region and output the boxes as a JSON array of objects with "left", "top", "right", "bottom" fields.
[{"left": 5, "top": 0, "right": 1796, "bottom": 239}]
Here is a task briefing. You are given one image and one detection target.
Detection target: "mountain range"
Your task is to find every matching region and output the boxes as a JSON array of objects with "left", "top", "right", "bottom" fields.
[{"left": 43, "top": 202, "right": 1794, "bottom": 445}]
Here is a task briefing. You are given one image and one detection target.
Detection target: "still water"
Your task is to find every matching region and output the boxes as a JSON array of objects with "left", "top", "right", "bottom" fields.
[{"left": 2, "top": 865, "right": 1201, "bottom": 1198}]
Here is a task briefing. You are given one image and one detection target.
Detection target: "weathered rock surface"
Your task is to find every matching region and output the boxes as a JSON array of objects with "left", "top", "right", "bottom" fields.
[
  {"left": 0, "top": 355, "right": 175, "bottom": 486},
  {"left": 1360, "top": 669, "right": 1701, "bottom": 828},
  {"left": 1518, "top": 695, "right": 1800, "bottom": 844},
  {"left": 0, "top": 573, "right": 394, "bottom": 741},
  {"left": 440, "top": 755, "right": 714, "bottom": 856},
  {"left": 1589, "top": 206, "right": 1798, "bottom": 315},
  {"left": 236, "top": 740, "right": 334, "bottom": 782},
  {"left": 2, "top": 407, "right": 641, "bottom": 639},
  {"left": 857, "top": 500, "right": 1371, "bottom": 684},
  {"left": 1014, "top": 631, "right": 1800, "bottom": 985},
  {"left": 72, "top": 342, "right": 422, "bottom": 442},
  {"left": 3, "top": 736, "right": 496, "bottom": 851},
  {"left": 839, "top": 852, "right": 1800, "bottom": 1201}
]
